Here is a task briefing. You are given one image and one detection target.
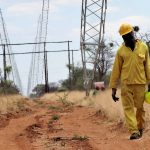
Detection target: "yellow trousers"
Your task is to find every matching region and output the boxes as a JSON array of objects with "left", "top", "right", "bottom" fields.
[{"left": 121, "top": 84, "right": 145, "bottom": 134}]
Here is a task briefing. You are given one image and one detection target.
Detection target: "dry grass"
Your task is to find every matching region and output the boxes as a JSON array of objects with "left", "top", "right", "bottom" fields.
[
  {"left": 41, "top": 90, "right": 124, "bottom": 122},
  {"left": 0, "top": 94, "right": 28, "bottom": 114},
  {"left": 41, "top": 90, "right": 150, "bottom": 128}
]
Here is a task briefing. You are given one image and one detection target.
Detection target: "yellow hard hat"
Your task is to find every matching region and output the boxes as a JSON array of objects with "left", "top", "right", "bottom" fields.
[
  {"left": 119, "top": 23, "right": 133, "bottom": 36},
  {"left": 145, "top": 92, "right": 150, "bottom": 104}
]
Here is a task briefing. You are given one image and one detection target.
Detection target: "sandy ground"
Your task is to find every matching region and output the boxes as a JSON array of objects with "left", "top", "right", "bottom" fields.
[{"left": 0, "top": 90, "right": 150, "bottom": 150}]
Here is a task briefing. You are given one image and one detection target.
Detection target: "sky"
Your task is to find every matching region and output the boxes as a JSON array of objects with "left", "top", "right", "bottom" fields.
[{"left": 0, "top": 0, "right": 150, "bottom": 95}]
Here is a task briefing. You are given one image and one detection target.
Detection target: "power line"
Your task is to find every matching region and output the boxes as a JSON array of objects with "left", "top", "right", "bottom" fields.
[
  {"left": 0, "top": 40, "right": 76, "bottom": 96},
  {"left": 0, "top": 41, "right": 72, "bottom": 46},
  {"left": 0, "top": 49, "right": 79, "bottom": 55}
]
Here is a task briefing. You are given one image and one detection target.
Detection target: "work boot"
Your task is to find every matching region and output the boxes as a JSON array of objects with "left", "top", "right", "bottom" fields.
[
  {"left": 139, "top": 129, "right": 144, "bottom": 137},
  {"left": 130, "top": 132, "right": 141, "bottom": 140}
]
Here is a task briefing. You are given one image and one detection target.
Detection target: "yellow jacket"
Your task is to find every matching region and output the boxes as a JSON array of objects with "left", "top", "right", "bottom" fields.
[{"left": 109, "top": 40, "right": 150, "bottom": 88}]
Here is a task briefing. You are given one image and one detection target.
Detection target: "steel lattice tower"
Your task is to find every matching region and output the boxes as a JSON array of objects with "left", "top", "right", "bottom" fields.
[
  {"left": 0, "top": 9, "right": 22, "bottom": 93},
  {"left": 80, "top": 0, "right": 107, "bottom": 96},
  {"left": 27, "top": 0, "right": 49, "bottom": 96}
]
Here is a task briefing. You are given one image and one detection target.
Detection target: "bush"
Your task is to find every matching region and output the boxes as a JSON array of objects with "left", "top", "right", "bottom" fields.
[
  {"left": 30, "top": 84, "right": 45, "bottom": 98},
  {"left": 0, "top": 80, "right": 19, "bottom": 94},
  {"left": 57, "top": 87, "right": 67, "bottom": 92}
]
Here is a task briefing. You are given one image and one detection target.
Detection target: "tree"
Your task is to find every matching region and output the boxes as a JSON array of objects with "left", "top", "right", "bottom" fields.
[
  {"left": 31, "top": 84, "right": 45, "bottom": 97},
  {"left": 30, "top": 82, "right": 59, "bottom": 97},
  {"left": 49, "top": 82, "right": 59, "bottom": 92},
  {"left": 96, "top": 40, "right": 114, "bottom": 81},
  {"left": 60, "top": 64, "right": 95, "bottom": 90},
  {"left": 60, "top": 64, "right": 83, "bottom": 90},
  {"left": 137, "top": 32, "right": 150, "bottom": 54},
  {"left": 0, "top": 66, "right": 19, "bottom": 94},
  {"left": 4, "top": 65, "right": 12, "bottom": 79},
  {"left": 85, "top": 39, "right": 115, "bottom": 81}
]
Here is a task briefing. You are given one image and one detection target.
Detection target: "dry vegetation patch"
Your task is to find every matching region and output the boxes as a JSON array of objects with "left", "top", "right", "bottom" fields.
[{"left": 0, "top": 95, "right": 32, "bottom": 128}]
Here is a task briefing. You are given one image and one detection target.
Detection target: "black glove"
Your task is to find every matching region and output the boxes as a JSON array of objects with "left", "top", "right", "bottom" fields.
[
  {"left": 148, "top": 84, "right": 150, "bottom": 92},
  {"left": 112, "top": 88, "right": 119, "bottom": 102}
]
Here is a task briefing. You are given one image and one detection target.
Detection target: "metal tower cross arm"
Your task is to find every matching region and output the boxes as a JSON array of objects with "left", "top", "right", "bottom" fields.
[{"left": 80, "top": 0, "right": 107, "bottom": 96}]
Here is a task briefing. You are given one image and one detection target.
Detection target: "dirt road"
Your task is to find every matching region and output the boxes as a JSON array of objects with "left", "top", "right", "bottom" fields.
[{"left": 0, "top": 93, "right": 150, "bottom": 150}]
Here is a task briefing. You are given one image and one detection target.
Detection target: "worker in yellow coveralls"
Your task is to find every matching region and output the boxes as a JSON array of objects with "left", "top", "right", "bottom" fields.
[{"left": 109, "top": 23, "right": 150, "bottom": 140}]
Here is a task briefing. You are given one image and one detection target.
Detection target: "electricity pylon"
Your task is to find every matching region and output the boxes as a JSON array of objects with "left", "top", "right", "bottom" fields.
[
  {"left": 27, "top": 0, "right": 49, "bottom": 96},
  {"left": 0, "top": 9, "right": 22, "bottom": 93},
  {"left": 80, "top": 0, "right": 107, "bottom": 96}
]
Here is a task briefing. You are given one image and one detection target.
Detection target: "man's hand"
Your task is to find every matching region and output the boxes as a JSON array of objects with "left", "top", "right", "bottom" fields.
[{"left": 112, "top": 88, "right": 119, "bottom": 102}]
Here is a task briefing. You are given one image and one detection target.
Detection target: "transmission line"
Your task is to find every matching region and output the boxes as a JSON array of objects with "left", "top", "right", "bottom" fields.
[{"left": 0, "top": 49, "right": 78, "bottom": 55}]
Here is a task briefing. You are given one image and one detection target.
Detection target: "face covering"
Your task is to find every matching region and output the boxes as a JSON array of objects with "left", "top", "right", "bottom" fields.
[{"left": 122, "top": 32, "right": 136, "bottom": 50}]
